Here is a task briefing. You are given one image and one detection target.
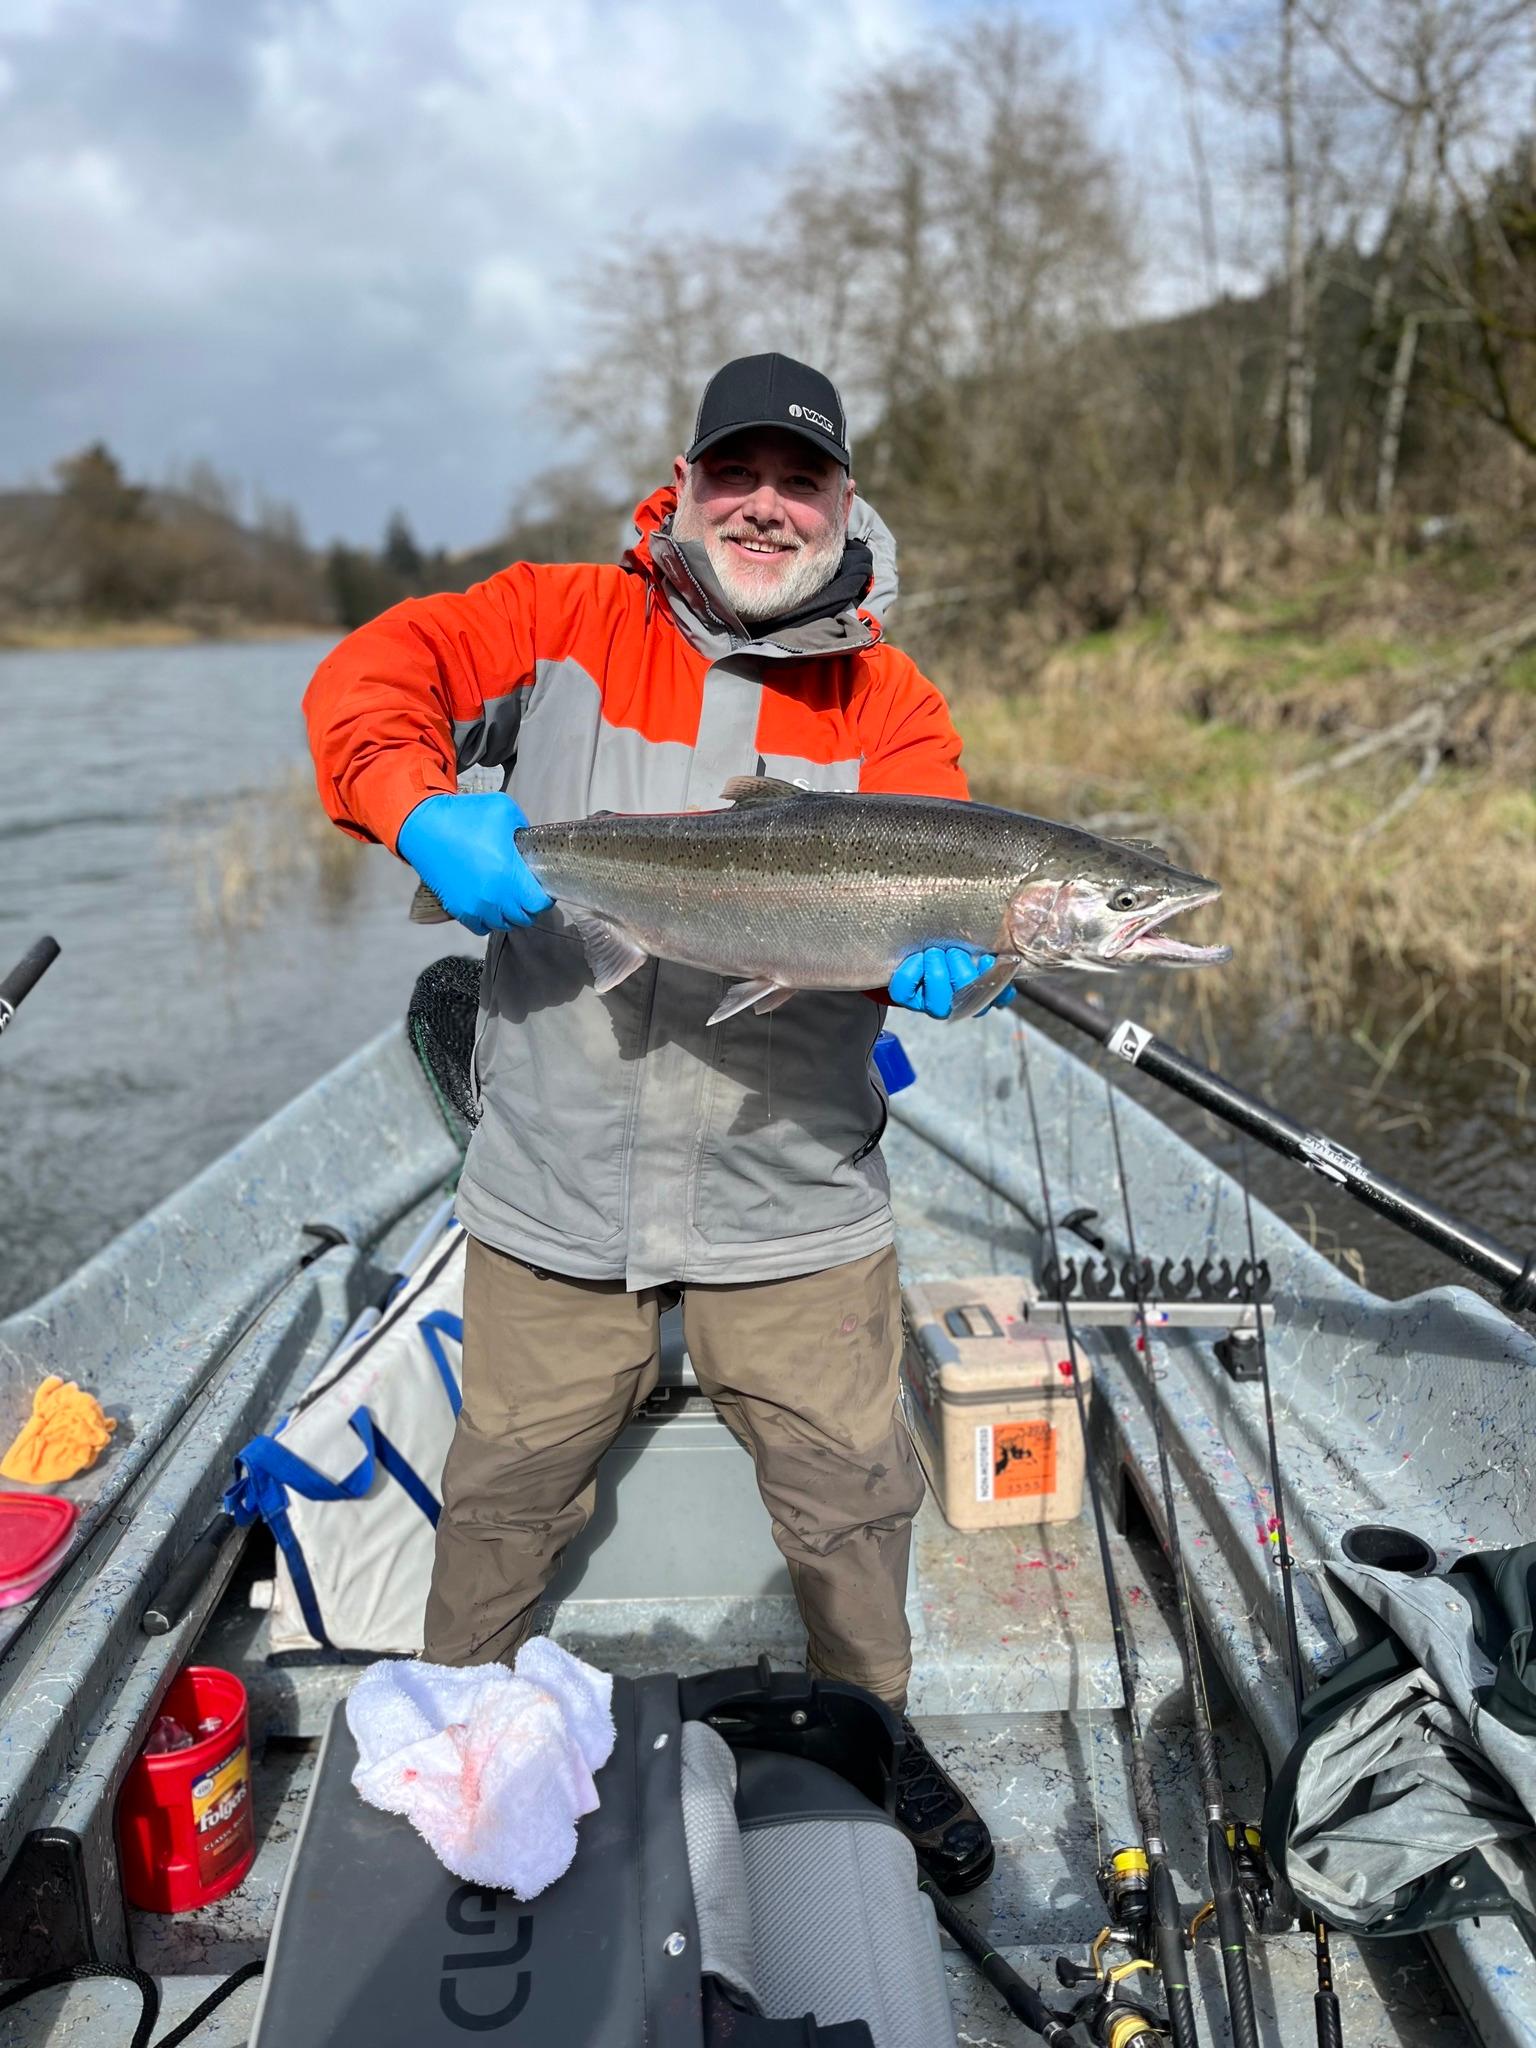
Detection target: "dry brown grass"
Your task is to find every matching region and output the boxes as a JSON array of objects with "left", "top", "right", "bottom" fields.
[
  {"left": 935, "top": 539, "right": 1536, "bottom": 1054},
  {"left": 178, "top": 761, "right": 366, "bottom": 932}
]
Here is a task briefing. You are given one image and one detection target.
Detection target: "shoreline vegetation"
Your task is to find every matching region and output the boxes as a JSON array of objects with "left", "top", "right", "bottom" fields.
[
  {"left": 932, "top": 518, "right": 1536, "bottom": 1071},
  {"left": 0, "top": 615, "right": 327, "bottom": 650}
]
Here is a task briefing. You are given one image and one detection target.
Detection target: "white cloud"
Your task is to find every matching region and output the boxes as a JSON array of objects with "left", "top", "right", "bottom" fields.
[{"left": 0, "top": 0, "right": 1139, "bottom": 544}]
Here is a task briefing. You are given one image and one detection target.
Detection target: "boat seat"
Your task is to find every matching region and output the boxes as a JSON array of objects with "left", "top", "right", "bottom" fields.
[{"left": 250, "top": 1668, "right": 957, "bottom": 2048}]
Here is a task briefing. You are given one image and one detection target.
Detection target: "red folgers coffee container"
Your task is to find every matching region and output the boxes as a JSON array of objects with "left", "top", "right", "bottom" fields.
[{"left": 117, "top": 1666, "right": 255, "bottom": 1912}]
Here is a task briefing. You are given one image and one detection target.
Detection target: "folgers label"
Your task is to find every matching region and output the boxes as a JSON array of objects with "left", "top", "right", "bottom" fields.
[
  {"left": 192, "top": 1742, "right": 254, "bottom": 1887},
  {"left": 117, "top": 1666, "right": 256, "bottom": 1913}
]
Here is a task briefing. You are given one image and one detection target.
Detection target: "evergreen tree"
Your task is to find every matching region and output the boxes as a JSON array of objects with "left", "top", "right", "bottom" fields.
[{"left": 382, "top": 510, "right": 424, "bottom": 584}]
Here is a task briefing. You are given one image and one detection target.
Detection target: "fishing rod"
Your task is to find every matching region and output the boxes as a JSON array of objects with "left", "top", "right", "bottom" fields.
[
  {"left": 1019, "top": 979, "right": 1536, "bottom": 1318},
  {"left": 0, "top": 935, "right": 60, "bottom": 1038},
  {"left": 1016, "top": 1032, "right": 1202, "bottom": 2048},
  {"left": 917, "top": 1879, "right": 1082, "bottom": 2045},
  {"left": 1234, "top": 1130, "right": 1344, "bottom": 2048},
  {"left": 1101, "top": 1080, "right": 1259, "bottom": 2048}
]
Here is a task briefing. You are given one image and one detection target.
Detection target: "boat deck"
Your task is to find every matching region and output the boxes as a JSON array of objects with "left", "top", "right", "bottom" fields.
[
  {"left": 2, "top": 1501, "right": 1467, "bottom": 2046},
  {"left": 3, "top": 1008, "right": 1532, "bottom": 2045}
]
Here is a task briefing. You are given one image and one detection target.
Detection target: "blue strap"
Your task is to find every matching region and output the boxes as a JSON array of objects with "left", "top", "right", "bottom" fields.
[
  {"left": 266, "top": 1501, "right": 331, "bottom": 1648},
  {"left": 226, "top": 1414, "right": 378, "bottom": 1523},
  {"left": 222, "top": 1419, "right": 358, "bottom": 1651},
  {"left": 369, "top": 1421, "right": 441, "bottom": 1527},
  {"left": 418, "top": 1310, "right": 464, "bottom": 1416}
]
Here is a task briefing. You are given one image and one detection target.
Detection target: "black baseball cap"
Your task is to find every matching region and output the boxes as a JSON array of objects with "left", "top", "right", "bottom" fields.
[{"left": 686, "top": 352, "right": 851, "bottom": 469}]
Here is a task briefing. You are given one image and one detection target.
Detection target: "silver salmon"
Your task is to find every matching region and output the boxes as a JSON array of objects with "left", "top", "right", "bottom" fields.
[{"left": 410, "top": 777, "right": 1231, "bottom": 1024}]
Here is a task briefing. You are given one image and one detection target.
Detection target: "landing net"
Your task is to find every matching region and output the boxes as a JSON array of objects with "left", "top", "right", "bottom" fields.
[{"left": 406, "top": 955, "right": 482, "bottom": 1142}]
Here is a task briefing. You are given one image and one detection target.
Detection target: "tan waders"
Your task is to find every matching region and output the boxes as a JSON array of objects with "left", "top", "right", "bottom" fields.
[{"left": 423, "top": 1236, "right": 924, "bottom": 1708}]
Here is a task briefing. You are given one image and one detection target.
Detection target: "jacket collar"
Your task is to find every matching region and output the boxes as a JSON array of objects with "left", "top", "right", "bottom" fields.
[{"left": 624, "top": 485, "right": 897, "bottom": 663}]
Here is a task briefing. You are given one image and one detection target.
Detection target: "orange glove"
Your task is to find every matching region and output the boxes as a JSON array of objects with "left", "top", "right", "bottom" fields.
[{"left": 0, "top": 1376, "right": 117, "bottom": 1485}]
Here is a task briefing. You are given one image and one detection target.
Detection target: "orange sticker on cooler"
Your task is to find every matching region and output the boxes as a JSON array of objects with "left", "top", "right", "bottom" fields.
[{"left": 975, "top": 1421, "right": 1056, "bottom": 1501}]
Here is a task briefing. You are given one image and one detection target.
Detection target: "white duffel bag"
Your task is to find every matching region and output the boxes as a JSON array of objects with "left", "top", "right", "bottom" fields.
[{"left": 228, "top": 1223, "right": 467, "bottom": 1655}]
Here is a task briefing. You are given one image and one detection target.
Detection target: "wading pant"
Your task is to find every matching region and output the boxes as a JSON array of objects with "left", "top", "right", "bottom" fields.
[{"left": 422, "top": 1236, "right": 924, "bottom": 1708}]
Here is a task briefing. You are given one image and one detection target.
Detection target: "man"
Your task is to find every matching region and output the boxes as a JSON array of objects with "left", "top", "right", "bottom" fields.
[{"left": 305, "top": 353, "right": 1005, "bottom": 1892}]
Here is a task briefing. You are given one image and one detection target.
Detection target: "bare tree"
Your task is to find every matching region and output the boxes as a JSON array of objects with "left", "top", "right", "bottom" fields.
[
  {"left": 1300, "top": 1, "right": 1536, "bottom": 463},
  {"left": 1280, "top": 0, "right": 1316, "bottom": 502}
]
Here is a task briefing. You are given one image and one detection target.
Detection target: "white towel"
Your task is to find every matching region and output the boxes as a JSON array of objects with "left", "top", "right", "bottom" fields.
[{"left": 345, "top": 1639, "right": 616, "bottom": 1896}]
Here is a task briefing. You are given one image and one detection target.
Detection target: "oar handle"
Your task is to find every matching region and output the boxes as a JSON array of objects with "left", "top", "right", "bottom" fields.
[
  {"left": 1020, "top": 979, "right": 1536, "bottom": 1316},
  {"left": 0, "top": 936, "right": 60, "bottom": 1034},
  {"left": 142, "top": 1512, "right": 239, "bottom": 1635}
]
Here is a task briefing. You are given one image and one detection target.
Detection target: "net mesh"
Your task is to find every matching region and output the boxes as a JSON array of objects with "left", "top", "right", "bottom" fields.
[{"left": 406, "top": 955, "right": 482, "bottom": 1140}]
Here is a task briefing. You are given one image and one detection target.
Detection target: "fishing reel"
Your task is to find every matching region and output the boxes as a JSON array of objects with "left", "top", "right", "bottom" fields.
[
  {"left": 1094, "top": 1845, "right": 1153, "bottom": 1950},
  {"left": 1052, "top": 1850, "right": 1170, "bottom": 2041},
  {"left": 1072, "top": 1984, "right": 1168, "bottom": 2047},
  {"left": 1226, "top": 1819, "right": 1291, "bottom": 1937},
  {"left": 1186, "top": 1821, "right": 1292, "bottom": 1952}
]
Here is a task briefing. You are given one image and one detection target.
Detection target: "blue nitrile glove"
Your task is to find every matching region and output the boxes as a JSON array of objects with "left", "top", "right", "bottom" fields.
[
  {"left": 396, "top": 792, "right": 553, "bottom": 938},
  {"left": 887, "top": 948, "right": 1017, "bottom": 1020}
]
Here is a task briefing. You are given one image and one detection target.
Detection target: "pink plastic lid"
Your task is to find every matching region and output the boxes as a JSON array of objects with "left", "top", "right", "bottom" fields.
[{"left": 0, "top": 1493, "right": 78, "bottom": 1585}]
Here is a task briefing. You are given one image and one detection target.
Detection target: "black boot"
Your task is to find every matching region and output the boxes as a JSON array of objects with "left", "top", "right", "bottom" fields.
[{"left": 893, "top": 1715, "right": 995, "bottom": 1894}]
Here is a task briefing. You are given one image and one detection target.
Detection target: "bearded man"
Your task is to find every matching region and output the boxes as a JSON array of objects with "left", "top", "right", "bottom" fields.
[{"left": 305, "top": 353, "right": 1004, "bottom": 1893}]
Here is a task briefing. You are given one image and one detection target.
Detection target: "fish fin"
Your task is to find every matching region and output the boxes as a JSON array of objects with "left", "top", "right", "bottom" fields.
[
  {"left": 948, "top": 955, "right": 1023, "bottom": 1022},
  {"left": 707, "top": 977, "right": 790, "bottom": 1026},
  {"left": 720, "top": 775, "right": 805, "bottom": 807},
  {"left": 1110, "top": 836, "right": 1172, "bottom": 865},
  {"left": 753, "top": 986, "right": 796, "bottom": 1015},
  {"left": 409, "top": 881, "right": 453, "bottom": 925},
  {"left": 569, "top": 912, "right": 650, "bottom": 993}
]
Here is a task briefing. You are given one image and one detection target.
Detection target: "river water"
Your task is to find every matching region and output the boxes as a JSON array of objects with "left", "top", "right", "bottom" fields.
[{"left": 1, "top": 638, "right": 1529, "bottom": 1321}]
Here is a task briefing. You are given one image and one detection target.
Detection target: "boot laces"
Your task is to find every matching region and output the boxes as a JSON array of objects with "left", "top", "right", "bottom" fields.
[{"left": 897, "top": 1717, "right": 962, "bottom": 1829}]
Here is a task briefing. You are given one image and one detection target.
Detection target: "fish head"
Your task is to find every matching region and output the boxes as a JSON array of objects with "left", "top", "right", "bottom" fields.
[{"left": 1005, "top": 838, "right": 1232, "bottom": 972}]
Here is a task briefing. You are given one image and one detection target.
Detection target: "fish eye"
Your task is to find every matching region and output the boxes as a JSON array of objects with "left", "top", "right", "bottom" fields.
[{"left": 1112, "top": 889, "right": 1140, "bottom": 912}]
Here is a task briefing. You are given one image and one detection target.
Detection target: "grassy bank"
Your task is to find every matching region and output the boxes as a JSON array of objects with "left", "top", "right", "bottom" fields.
[
  {"left": 0, "top": 615, "right": 327, "bottom": 650},
  {"left": 937, "top": 526, "right": 1536, "bottom": 1060}
]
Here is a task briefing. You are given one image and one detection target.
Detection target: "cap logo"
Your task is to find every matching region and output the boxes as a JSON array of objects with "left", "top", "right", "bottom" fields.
[{"left": 788, "top": 402, "right": 835, "bottom": 436}]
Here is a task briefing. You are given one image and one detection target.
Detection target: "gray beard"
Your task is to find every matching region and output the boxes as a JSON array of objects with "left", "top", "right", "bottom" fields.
[{"left": 672, "top": 478, "right": 848, "bottom": 623}]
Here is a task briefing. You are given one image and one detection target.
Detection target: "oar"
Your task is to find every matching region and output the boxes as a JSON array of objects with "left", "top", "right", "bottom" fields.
[
  {"left": 1019, "top": 979, "right": 1536, "bottom": 1318},
  {"left": 0, "top": 936, "right": 60, "bottom": 1038}
]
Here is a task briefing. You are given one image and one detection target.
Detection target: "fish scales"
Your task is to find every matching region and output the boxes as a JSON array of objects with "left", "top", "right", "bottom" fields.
[
  {"left": 518, "top": 793, "right": 1032, "bottom": 989},
  {"left": 407, "top": 780, "right": 1230, "bottom": 1015}
]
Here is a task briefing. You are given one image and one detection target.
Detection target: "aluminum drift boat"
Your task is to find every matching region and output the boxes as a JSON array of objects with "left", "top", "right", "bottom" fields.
[{"left": 0, "top": 985, "right": 1532, "bottom": 2045}]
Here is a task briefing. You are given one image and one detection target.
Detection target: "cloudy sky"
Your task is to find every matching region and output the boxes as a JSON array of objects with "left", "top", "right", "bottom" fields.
[{"left": 1, "top": 0, "right": 1161, "bottom": 548}]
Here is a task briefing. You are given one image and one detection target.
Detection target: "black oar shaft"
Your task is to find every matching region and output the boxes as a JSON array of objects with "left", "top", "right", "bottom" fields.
[
  {"left": 1020, "top": 980, "right": 1535, "bottom": 1313},
  {"left": 0, "top": 935, "right": 60, "bottom": 1034}
]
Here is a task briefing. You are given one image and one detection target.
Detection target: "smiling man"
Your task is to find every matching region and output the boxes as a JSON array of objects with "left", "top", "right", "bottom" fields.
[{"left": 304, "top": 353, "right": 1000, "bottom": 1893}]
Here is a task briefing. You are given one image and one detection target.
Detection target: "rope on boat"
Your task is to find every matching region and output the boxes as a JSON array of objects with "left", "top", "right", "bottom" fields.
[{"left": 0, "top": 1955, "right": 263, "bottom": 2047}]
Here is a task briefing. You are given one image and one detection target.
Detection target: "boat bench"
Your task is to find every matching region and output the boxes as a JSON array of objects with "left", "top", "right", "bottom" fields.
[{"left": 250, "top": 1666, "right": 957, "bottom": 2048}]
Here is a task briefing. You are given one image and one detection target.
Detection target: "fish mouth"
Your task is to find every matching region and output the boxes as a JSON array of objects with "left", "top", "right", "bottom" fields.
[{"left": 1109, "top": 886, "right": 1232, "bottom": 966}]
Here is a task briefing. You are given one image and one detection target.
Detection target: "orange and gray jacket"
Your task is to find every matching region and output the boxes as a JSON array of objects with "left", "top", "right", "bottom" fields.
[{"left": 304, "top": 485, "right": 968, "bottom": 1287}]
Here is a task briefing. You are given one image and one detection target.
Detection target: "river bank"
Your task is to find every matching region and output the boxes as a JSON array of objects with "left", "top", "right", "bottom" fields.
[
  {"left": 0, "top": 614, "right": 325, "bottom": 650},
  {"left": 930, "top": 523, "right": 1536, "bottom": 1063}
]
